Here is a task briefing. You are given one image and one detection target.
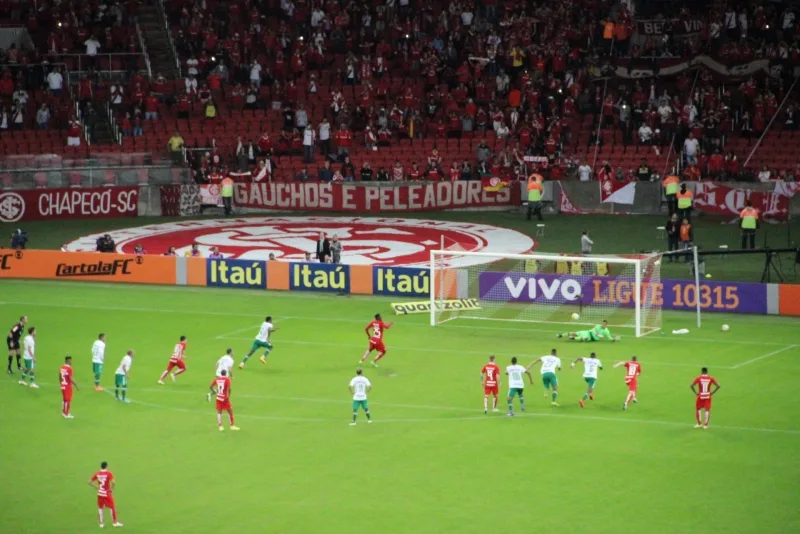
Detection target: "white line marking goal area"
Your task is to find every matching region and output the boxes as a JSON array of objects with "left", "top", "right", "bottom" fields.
[{"left": 731, "top": 345, "right": 799, "bottom": 369}]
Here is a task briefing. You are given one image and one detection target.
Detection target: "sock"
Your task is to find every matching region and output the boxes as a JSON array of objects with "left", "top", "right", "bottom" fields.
[
  {"left": 262, "top": 349, "right": 271, "bottom": 358},
  {"left": 121, "top": 387, "right": 127, "bottom": 401},
  {"left": 704, "top": 411, "right": 710, "bottom": 425},
  {"left": 552, "top": 390, "right": 558, "bottom": 402},
  {"left": 625, "top": 392, "right": 633, "bottom": 405},
  {"left": 483, "top": 397, "right": 488, "bottom": 411},
  {"left": 217, "top": 413, "right": 222, "bottom": 426},
  {"left": 360, "top": 351, "right": 370, "bottom": 362},
  {"left": 63, "top": 401, "right": 70, "bottom": 415},
  {"left": 173, "top": 368, "right": 186, "bottom": 377},
  {"left": 6, "top": 355, "right": 11, "bottom": 370},
  {"left": 159, "top": 370, "right": 169, "bottom": 381},
  {"left": 374, "top": 352, "right": 386, "bottom": 362},
  {"left": 98, "top": 509, "right": 104, "bottom": 525},
  {"left": 16, "top": 355, "right": 21, "bottom": 368},
  {"left": 582, "top": 392, "right": 589, "bottom": 400},
  {"left": 696, "top": 410, "right": 702, "bottom": 425},
  {"left": 94, "top": 373, "right": 101, "bottom": 386},
  {"left": 115, "top": 388, "right": 119, "bottom": 399},
  {"left": 519, "top": 396, "right": 525, "bottom": 410},
  {"left": 29, "top": 371, "right": 35, "bottom": 383},
  {"left": 365, "top": 410, "right": 371, "bottom": 420},
  {"left": 493, "top": 396, "right": 498, "bottom": 409},
  {"left": 228, "top": 411, "right": 235, "bottom": 426},
  {"left": 507, "top": 399, "right": 513, "bottom": 412},
  {"left": 110, "top": 507, "right": 117, "bottom": 523},
  {"left": 352, "top": 412, "right": 357, "bottom": 422},
  {"left": 242, "top": 353, "right": 254, "bottom": 363}
]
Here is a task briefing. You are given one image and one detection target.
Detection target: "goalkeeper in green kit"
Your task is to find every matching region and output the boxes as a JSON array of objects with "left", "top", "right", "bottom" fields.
[{"left": 558, "top": 320, "right": 619, "bottom": 342}]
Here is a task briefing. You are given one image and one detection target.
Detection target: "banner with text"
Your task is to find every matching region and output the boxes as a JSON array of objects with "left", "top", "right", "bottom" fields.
[
  {"left": 234, "top": 182, "right": 516, "bottom": 212},
  {"left": 289, "top": 262, "right": 351, "bottom": 293},
  {"left": 0, "top": 186, "right": 139, "bottom": 223},
  {"left": 206, "top": 259, "right": 267, "bottom": 289},
  {"left": 690, "top": 182, "right": 793, "bottom": 222},
  {"left": 478, "top": 272, "right": 768, "bottom": 314},
  {"left": 373, "top": 266, "right": 430, "bottom": 298}
]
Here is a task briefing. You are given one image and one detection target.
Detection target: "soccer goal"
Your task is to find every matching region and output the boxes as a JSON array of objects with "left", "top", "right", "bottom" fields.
[{"left": 429, "top": 249, "right": 701, "bottom": 337}]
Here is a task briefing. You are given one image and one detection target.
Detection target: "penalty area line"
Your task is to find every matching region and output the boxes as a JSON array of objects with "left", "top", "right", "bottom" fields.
[{"left": 731, "top": 344, "right": 799, "bottom": 369}]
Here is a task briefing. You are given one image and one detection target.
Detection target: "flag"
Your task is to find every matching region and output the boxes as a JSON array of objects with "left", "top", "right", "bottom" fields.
[
  {"left": 600, "top": 179, "right": 636, "bottom": 204},
  {"left": 482, "top": 176, "right": 510, "bottom": 192}
]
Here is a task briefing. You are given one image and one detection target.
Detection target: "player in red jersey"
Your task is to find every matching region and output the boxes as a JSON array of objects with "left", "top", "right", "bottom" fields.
[
  {"left": 158, "top": 336, "right": 188, "bottom": 384},
  {"left": 89, "top": 461, "right": 122, "bottom": 528},
  {"left": 613, "top": 356, "right": 641, "bottom": 410},
  {"left": 691, "top": 367, "right": 720, "bottom": 429},
  {"left": 359, "top": 314, "right": 393, "bottom": 367},
  {"left": 210, "top": 369, "right": 239, "bottom": 432},
  {"left": 481, "top": 355, "right": 501, "bottom": 414},
  {"left": 59, "top": 355, "right": 78, "bottom": 419}
]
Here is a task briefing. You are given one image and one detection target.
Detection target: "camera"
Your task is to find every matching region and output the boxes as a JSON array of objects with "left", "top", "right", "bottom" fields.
[
  {"left": 10, "top": 229, "right": 28, "bottom": 250},
  {"left": 95, "top": 234, "right": 116, "bottom": 253}
]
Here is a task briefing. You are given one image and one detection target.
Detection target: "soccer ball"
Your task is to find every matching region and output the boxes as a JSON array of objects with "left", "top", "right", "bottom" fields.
[
  {"left": 721, "top": 324, "right": 730, "bottom": 332},
  {"left": 571, "top": 313, "right": 580, "bottom": 320}
]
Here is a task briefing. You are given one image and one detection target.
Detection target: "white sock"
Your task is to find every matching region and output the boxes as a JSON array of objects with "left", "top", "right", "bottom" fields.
[
  {"left": 483, "top": 397, "right": 488, "bottom": 411},
  {"left": 98, "top": 509, "right": 104, "bottom": 524},
  {"left": 217, "top": 413, "right": 222, "bottom": 426},
  {"left": 704, "top": 411, "right": 710, "bottom": 425}
]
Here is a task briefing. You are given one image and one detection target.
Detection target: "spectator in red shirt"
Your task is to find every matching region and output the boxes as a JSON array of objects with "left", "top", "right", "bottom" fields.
[{"left": 144, "top": 92, "right": 159, "bottom": 120}]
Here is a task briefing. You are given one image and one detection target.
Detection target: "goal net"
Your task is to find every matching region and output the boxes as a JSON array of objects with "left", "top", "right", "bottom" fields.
[{"left": 430, "top": 250, "right": 669, "bottom": 337}]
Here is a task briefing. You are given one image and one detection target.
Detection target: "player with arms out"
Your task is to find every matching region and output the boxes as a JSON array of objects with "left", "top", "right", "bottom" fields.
[
  {"left": 91, "top": 333, "right": 106, "bottom": 391},
  {"left": 89, "top": 461, "right": 122, "bottom": 528},
  {"left": 557, "top": 320, "right": 619, "bottom": 342},
  {"left": 527, "top": 349, "right": 562, "bottom": 406},
  {"left": 20, "top": 327, "right": 38, "bottom": 388},
  {"left": 349, "top": 368, "right": 373, "bottom": 425},
  {"left": 481, "top": 355, "right": 501, "bottom": 414},
  {"left": 210, "top": 369, "right": 239, "bottom": 431},
  {"left": 115, "top": 350, "right": 134, "bottom": 403},
  {"left": 506, "top": 357, "right": 533, "bottom": 416},
  {"left": 7, "top": 315, "right": 27, "bottom": 374},
  {"left": 239, "top": 317, "right": 278, "bottom": 368},
  {"left": 158, "top": 336, "right": 188, "bottom": 384},
  {"left": 209, "top": 349, "right": 235, "bottom": 402},
  {"left": 59, "top": 355, "right": 79, "bottom": 418},
  {"left": 571, "top": 352, "right": 603, "bottom": 407},
  {"left": 359, "top": 314, "right": 393, "bottom": 367},
  {"left": 613, "top": 356, "right": 641, "bottom": 410},
  {"left": 691, "top": 367, "right": 720, "bottom": 429}
]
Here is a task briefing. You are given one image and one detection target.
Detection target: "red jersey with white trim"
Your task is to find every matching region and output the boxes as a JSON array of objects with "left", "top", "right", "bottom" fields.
[
  {"left": 366, "top": 320, "right": 389, "bottom": 342},
  {"left": 482, "top": 363, "right": 500, "bottom": 387},
  {"left": 212, "top": 376, "right": 231, "bottom": 402},
  {"left": 59, "top": 364, "right": 73, "bottom": 391},
  {"left": 692, "top": 375, "right": 719, "bottom": 400},
  {"left": 623, "top": 361, "right": 641, "bottom": 383},
  {"left": 91, "top": 470, "right": 114, "bottom": 497},
  {"left": 169, "top": 341, "right": 187, "bottom": 362}
]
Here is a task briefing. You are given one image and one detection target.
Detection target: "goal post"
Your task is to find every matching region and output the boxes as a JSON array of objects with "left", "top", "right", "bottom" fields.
[{"left": 429, "top": 249, "right": 696, "bottom": 337}]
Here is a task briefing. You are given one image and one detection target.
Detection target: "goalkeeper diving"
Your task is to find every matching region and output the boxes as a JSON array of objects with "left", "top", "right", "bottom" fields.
[{"left": 558, "top": 320, "right": 620, "bottom": 342}]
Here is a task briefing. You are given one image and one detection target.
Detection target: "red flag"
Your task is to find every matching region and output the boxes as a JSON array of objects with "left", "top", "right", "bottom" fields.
[
  {"left": 600, "top": 178, "right": 637, "bottom": 204},
  {"left": 482, "top": 176, "right": 510, "bottom": 192}
]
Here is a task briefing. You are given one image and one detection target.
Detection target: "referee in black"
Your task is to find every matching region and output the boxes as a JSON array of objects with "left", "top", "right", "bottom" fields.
[{"left": 7, "top": 315, "right": 27, "bottom": 374}]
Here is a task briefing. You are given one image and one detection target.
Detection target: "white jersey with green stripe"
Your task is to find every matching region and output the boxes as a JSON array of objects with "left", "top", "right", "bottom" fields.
[
  {"left": 506, "top": 365, "right": 527, "bottom": 388},
  {"left": 582, "top": 357, "right": 602, "bottom": 379},
  {"left": 539, "top": 355, "right": 561, "bottom": 374},
  {"left": 256, "top": 322, "right": 274, "bottom": 342}
]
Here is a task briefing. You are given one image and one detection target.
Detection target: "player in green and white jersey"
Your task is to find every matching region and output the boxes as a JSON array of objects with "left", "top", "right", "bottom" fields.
[
  {"left": 349, "top": 368, "right": 372, "bottom": 426},
  {"left": 239, "top": 316, "right": 279, "bottom": 369},
  {"left": 527, "top": 349, "right": 562, "bottom": 406},
  {"left": 91, "top": 333, "right": 106, "bottom": 391},
  {"left": 20, "top": 327, "right": 38, "bottom": 388},
  {"left": 557, "top": 320, "right": 618, "bottom": 342},
  {"left": 571, "top": 352, "right": 603, "bottom": 408},
  {"left": 114, "top": 350, "right": 134, "bottom": 403},
  {"left": 505, "top": 357, "right": 532, "bottom": 416}
]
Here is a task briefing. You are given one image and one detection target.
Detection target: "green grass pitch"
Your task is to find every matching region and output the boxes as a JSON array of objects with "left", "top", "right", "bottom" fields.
[{"left": 1, "top": 280, "right": 799, "bottom": 534}]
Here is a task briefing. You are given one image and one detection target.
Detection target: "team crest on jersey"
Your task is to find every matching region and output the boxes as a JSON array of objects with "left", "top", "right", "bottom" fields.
[{"left": 64, "top": 217, "right": 535, "bottom": 268}]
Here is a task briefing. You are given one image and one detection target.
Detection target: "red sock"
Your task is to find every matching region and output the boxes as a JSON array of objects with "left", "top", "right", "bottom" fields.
[
  {"left": 373, "top": 352, "right": 386, "bottom": 362},
  {"left": 228, "top": 410, "right": 235, "bottom": 426},
  {"left": 159, "top": 370, "right": 169, "bottom": 381},
  {"left": 63, "top": 401, "right": 70, "bottom": 415},
  {"left": 110, "top": 507, "right": 117, "bottom": 523}
]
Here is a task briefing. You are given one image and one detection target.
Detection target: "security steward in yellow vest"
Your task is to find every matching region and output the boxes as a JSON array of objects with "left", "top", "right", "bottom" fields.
[
  {"left": 221, "top": 174, "right": 234, "bottom": 217},
  {"left": 662, "top": 174, "right": 680, "bottom": 216},
  {"left": 739, "top": 201, "right": 759, "bottom": 249},
  {"left": 676, "top": 183, "right": 693, "bottom": 222},
  {"left": 526, "top": 172, "right": 544, "bottom": 221}
]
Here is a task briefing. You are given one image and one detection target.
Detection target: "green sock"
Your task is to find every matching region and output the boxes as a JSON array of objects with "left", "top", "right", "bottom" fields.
[
  {"left": 582, "top": 392, "right": 589, "bottom": 400},
  {"left": 365, "top": 411, "right": 371, "bottom": 420},
  {"left": 352, "top": 412, "right": 357, "bottom": 422},
  {"left": 519, "top": 397, "right": 525, "bottom": 410},
  {"left": 262, "top": 350, "right": 271, "bottom": 358},
  {"left": 29, "top": 372, "right": 35, "bottom": 383},
  {"left": 552, "top": 391, "right": 558, "bottom": 402},
  {"left": 115, "top": 388, "right": 119, "bottom": 399},
  {"left": 242, "top": 353, "right": 253, "bottom": 363},
  {"left": 122, "top": 388, "right": 127, "bottom": 400},
  {"left": 94, "top": 374, "right": 100, "bottom": 386},
  {"left": 507, "top": 400, "right": 513, "bottom": 412}
]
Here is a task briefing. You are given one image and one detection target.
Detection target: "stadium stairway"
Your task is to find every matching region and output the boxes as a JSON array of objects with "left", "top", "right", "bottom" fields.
[{"left": 138, "top": 5, "right": 180, "bottom": 80}]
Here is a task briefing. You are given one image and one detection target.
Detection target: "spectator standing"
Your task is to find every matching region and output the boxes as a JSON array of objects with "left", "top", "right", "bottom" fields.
[
  {"left": 315, "top": 232, "right": 331, "bottom": 262},
  {"left": 168, "top": 132, "right": 185, "bottom": 165},
  {"left": 36, "top": 104, "right": 50, "bottom": 130},
  {"left": 303, "top": 125, "right": 316, "bottom": 163},
  {"left": 683, "top": 133, "right": 700, "bottom": 165},
  {"left": 221, "top": 175, "right": 234, "bottom": 216},
  {"left": 330, "top": 235, "right": 342, "bottom": 264},
  {"left": 360, "top": 162, "right": 374, "bottom": 182},
  {"left": 666, "top": 214, "right": 680, "bottom": 261},
  {"left": 319, "top": 118, "right": 331, "bottom": 157},
  {"left": 46, "top": 67, "right": 63, "bottom": 96},
  {"left": 578, "top": 162, "right": 592, "bottom": 182},
  {"left": 679, "top": 218, "right": 693, "bottom": 262},
  {"left": 581, "top": 230, "right": 594, "bottom": 254}
]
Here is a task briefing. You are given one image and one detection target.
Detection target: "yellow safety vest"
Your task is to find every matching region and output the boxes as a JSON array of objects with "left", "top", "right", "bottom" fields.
[
  {"left": 221, "top": 178, "right": 234, "bottom": 198},
  {"left": 677, "top": 191, "right": 693, "bottom": 209},
  {"left": 740, "top": 208, "right": 758, "bottom": 229}
]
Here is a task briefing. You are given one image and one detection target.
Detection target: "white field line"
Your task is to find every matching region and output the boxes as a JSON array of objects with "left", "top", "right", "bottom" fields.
[
  {"left": 0, "top": 300, "right": 785, "bottom": 347},
  {"left": 12, "top": 381, "right": 799, "bottom": 435},
  {"left": 219, "top": 335, "right": 721, "bottom": 369},
  {"left": 731, "top": 345, "right": 799, "bottom": 369},
  {"left": 214, "top": 319, "right": 294, "bottom": 340}
]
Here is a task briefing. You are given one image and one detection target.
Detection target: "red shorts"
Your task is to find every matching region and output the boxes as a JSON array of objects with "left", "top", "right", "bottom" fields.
[
  {"left": 216, "top": 399, "right": 232, "bottom": 412},
  {"left": 61, "top": 388, "right": 73, "bottom": 402},
  {"left": 625, "top": 380, "right": 637, "bottom": 392},
  {"left": 369, "top": 340, "right": 386, "bottom": 353},
  {"left": 484, "top": 385, "right": 498, "bottom": 396},
  {"left": 97, "top": 496, "right": 115, "bottom": 509},
  {"left": 696, "top": 398, "right": 711, "bottom": 410},
  {"left": 167, "top": 359, "right": 186, "bottom": 372}
]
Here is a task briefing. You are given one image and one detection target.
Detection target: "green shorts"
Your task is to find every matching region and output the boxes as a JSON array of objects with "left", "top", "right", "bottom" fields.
[
  {"left": 508, "top": 388, "right": 524, "bottom": 398},
  {"left": 251, "top": 339, "right": 273, "bottom": 353},
  {"left": 352, "top": 400, "right": 369, "bottom": 411},
  {"left": 584, "top": 377, "right": 597, "bottom": 389},
  {"left": 542, "top": 372, "right": 558, "bottom": 389},
  {"left": 23, "top": 358, "right": 34, "bottom": 370},
  {"left": 115, "top": 373, "right": 127, "bottom": 388},
  {"left": 93, "top": 362, "right": 103, "bottom": 375},
  {"left": 576, "top": 331, "right": 598, "bottom": 342}
]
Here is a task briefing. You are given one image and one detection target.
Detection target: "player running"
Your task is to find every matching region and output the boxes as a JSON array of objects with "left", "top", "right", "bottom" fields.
[
  {"left": 115, "top": 350, "right": 134, "bottom": 403},
  {"left": 209, "top": 349, "right": 235, "bottom": 402},
  {"left": 210, "top": 370, "right": 239, "bottom": 431},
  {"left": 557, "top": 320, "right": 619, "bottom": 342},
  {"left": 505, "top": 357, "right": 532, "bottom": 416},
  {"left": 691, "top": 368, "right": 720, "bottom": 429},
  {"left": 239, "top": 317, "right": 278, "bottom": 368},
  {"left": 89, "top": 461, "right": 122, "bottom": 528},
  {"left": 349, "top": 368, "right": 372, "bottom": 425},
  {"left": 6, "top": 315, "right": 27, "bottom": 374},
  {"left": 359, "top": 313, "right": 393, "bottom": 367},
  {"left": 91, "top": 333, "right": 106, "bottom": 391},
  {"left": 20, "top": 327, "right": 38, "bottom": 388},
  {"left": 613, "top": 356, "right": 641, "bottom": 410},
  {"left": 527, "top": 349, "right": 562, "bottom": 406},
  {"left": 158, "top": 336, "right": 188, "bottom": 384},
  {"left": 571, "top": 352, "right": 603, "bottom": 407},
  {"left": 59, "top": 355, "right": 79, "bottom": 419},
  {"left": 481, "top": 355, "right": 501, "bottom": 414}
]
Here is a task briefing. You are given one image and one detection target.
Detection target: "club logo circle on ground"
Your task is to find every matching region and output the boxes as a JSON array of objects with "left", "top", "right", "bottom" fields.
[
  {"left": 64, "top": 217, "right": 535, "bottom": 267},
  {"left": 0, "top": 192, "right": 25, "bottom": 223}
]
